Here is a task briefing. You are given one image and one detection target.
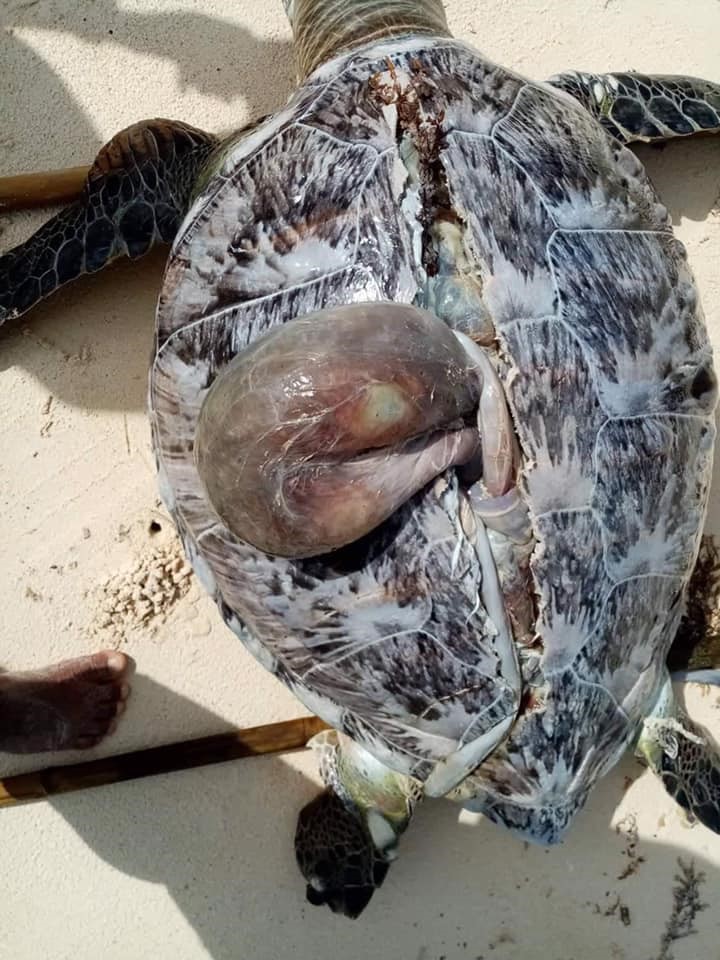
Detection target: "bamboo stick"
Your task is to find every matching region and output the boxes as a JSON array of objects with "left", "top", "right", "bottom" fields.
[
  {"left": 0, "top": 165, "right": 90, "bottom": 212},
  {"left": 0, "top": 715, "right": 329, "bottom": 809}
]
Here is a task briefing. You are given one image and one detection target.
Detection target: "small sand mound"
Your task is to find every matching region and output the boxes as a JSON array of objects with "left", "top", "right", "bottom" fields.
[{"left": 88, "top": 539, "right": 193, "bottom": 643}]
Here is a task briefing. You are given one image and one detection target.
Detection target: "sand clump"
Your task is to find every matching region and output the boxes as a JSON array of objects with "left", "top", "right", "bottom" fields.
[{"left": 88, "top": 538, "right": 193, "bottom": 643}]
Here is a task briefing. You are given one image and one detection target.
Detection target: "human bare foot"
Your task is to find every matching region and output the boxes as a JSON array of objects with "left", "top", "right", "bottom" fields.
[{"left": 0, "top": 651, "right": 131, "bottom": 753}]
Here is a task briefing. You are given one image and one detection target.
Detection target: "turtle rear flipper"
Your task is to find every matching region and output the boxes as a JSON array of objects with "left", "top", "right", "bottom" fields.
[
  {"left": 548, "top": 71, "right": 720, "bottom": 144},
  {"left": 638, "top": 677, "right": 720, "bottom": 835},
  {"left": 0, "top": 118, "right": 217, "bottom": 325}
]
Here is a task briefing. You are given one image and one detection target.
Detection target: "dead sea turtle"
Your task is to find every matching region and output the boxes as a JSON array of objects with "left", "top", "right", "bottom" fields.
[{"left": 2, "top": 0, "right": 720, "bottom": 919}]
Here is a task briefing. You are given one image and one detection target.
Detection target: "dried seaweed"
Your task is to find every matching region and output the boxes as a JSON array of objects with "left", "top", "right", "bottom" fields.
[
  {"left": 668, "top": 535, "right": 720, "bottom": 673},
  {"left": 615, "top": 813, "right": 646, "bottom": 879},
  {"left": 654, "top": 858, "right": 708, "bottom": 960}
]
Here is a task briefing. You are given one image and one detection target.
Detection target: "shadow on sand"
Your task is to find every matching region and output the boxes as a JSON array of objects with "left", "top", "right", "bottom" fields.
[
  {"left": 1, "top": 7, "right": 719, "bottom": 959},
  {"left": 0, "top": 0, "right": 296, "bottom": 411},
  {"left": 44, "top": 680, "right": 720, "bottom": 960},
  {"left": 0, "top": 0, "right": 296, "bottom": 157}
]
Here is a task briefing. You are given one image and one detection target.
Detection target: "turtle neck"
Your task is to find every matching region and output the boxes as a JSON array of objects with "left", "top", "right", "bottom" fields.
[{"left": 287, "top": 0, "right": 451, "bottom": 80}]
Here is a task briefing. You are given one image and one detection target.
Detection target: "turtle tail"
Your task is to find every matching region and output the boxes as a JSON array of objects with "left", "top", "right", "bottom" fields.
[{"left": 0, "top": 118, "right": 218, "bottom": 326}]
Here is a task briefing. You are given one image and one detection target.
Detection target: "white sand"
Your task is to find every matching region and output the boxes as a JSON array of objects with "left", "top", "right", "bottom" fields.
[{"left": 1, "top": 1, "right": 719, "bottom": 958}]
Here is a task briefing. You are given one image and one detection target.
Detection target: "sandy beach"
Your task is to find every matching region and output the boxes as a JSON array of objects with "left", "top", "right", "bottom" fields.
[{"left": 1, "top": 1, "right": 719, "bottom": 957}]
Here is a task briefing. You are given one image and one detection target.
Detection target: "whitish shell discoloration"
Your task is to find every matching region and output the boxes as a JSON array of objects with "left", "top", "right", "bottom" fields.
[
  {"left": 150, "top": 36, "right": 716, "bottom": 840},
  {"left": 442, "top": 135, "right": 557, "bottom": 323},
  {"left": 502, "top": 318, "right": 605, "bottom": 514},
  {"left": 551, "top": 231, "right": 714, "bottom": 417},
  {"left": 152, "top": 257, "right": 521, "bottom": 786}
]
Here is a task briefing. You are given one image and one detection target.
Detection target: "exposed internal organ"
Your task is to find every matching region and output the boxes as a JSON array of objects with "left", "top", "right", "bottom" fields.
[
  {"left": 368, "top": 60, "right": 536, "bottom": 645},
  {"left": 194, "top": 302, "right": 481, "bottom": 558},
  {"left": 454, "top": 332, "right": 514, "bottom": 498},
  {"left": 196, "top": 59, "right": 537, "bottom": 638},
  {"left": 485, "top": 523, "right": 536, "bottom": 646},
  {"left": 369, "top": 59, "right": 493, "bottom": 342},
  {"left": 428, "top": 220, "right": 495, "bottom": 343},
  {"left": 455, "top": 331, "right": 536, "bottom": 646}
]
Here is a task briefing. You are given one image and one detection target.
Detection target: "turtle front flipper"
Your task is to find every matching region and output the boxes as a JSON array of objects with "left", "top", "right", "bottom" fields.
[
  {"left": 637, "top": 676, "right": 720, "bottom": 835},
  {"left": 295, "top": 731, "right": 421, "bottom": 918},
  {"left": 547, "top": 71, "right": 720, "bottom": 144},
  {"left": 0, "top": 118, "right": 218, "bottom": 325}
]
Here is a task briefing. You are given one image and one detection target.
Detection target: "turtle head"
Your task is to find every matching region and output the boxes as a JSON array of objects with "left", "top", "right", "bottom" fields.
[
  {"left": 284, "top": 1, "right": 451, "bottom": 80},
  {"left": 295, "top": 790, "right": 392, "bottom": 919},
  {"left": 638, "top": 708, "right": 720, "bottom": 835},
  {"left": 294, "top": 733, "right": 416, "bottom": 918}
]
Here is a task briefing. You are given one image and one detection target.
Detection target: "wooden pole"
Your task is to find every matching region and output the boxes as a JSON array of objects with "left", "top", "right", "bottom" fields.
[
  {"left": 0, "top": 715, "right": 329, "bottom": 809},
  {"left": 0, "top": 165, "right": 90, "bottom": 212}
]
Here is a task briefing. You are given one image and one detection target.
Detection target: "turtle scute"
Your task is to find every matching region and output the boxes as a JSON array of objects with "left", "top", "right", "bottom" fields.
[{"left": 194, "top": 302, "right": 480, "bottom": 559}]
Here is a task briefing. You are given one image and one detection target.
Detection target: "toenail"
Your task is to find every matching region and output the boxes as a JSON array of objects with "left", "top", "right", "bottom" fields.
[
  {"left": 106, "top": 654, "right": 126, "bottom": 673},
  {"left": 119, "top": 683, "right": 130, "bottom": 699}
]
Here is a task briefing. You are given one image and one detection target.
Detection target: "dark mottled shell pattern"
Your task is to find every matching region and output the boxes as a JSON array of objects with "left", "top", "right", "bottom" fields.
[{"left": 149, "top": 37, "right": 716, "bottom": 842}]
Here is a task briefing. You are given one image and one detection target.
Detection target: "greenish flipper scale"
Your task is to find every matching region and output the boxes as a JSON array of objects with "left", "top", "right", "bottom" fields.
[
  {"left": 548, "top": 71, "right": 720, "bottom": 143},
  {"left": 0, "top": 119, "right": 218, "bottom": 324},
  {"left": 638, "top": 678, "right": 720, "bottom": 835}
]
